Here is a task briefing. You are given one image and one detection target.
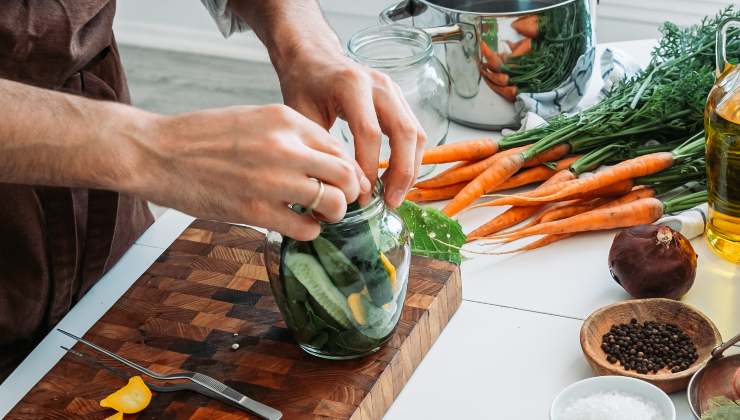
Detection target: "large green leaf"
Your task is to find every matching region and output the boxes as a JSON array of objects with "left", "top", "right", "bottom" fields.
[{"left": 396, "top": 200, "right": 466, "bottom": 265}]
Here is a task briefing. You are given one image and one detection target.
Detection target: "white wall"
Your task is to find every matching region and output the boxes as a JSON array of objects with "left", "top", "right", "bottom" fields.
[{"left": 114, "top": 0, "right": 734, "bottom": 61}]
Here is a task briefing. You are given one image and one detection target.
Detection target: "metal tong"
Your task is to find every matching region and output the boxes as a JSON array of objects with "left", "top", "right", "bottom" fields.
[{"left": 57, "top": 329, "right": 282, "bottom": 420}]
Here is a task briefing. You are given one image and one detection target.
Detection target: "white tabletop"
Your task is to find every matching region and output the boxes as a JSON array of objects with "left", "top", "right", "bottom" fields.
[{"left": 2, "top": 39, "right": 739, "bottom": 420}]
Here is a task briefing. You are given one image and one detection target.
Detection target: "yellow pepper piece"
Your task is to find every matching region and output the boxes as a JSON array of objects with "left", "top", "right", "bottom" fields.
[
  {"left": 100, "top": 376, "right": 152, "bottom": 414},
  {"left": 347, "top": 293, "right": 366, "bottom": 325},
  {"left": 379, "top": 252, "right": 397, "bottom": 291},
  {"left": 105, "top": 412, "right": 123, "bottom": 420}
]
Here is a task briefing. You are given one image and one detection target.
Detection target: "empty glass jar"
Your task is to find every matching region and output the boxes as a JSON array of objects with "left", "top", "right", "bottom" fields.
[
  {"left": 264, "top": 183, "right": 411, "bottom": 359},
  {"left": 343, "top": 25, "right": 450, "bottom": 178}
]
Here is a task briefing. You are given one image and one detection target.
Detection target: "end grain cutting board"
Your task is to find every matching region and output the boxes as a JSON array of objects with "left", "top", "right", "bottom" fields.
[{"left": 9, "top": 220, "right": 461, "bottom": 419}]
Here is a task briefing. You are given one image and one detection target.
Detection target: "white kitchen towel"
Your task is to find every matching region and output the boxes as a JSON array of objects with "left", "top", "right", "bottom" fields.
[
  {"left": 656, "top": 204, "right": 708, "bottom": 240},
  {"left": 515, "top": 47, "right": 596, "bottom": 120},
  {"left": 513, "top": 47, "right": 642, "bottom": 123},
  {"left": 201, "top": 0, "right": 249, "bottom": 37}
]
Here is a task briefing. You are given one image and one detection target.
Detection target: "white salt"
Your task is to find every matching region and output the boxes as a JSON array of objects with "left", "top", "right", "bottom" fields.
[{"left": 559, "top": 391, "right": 664, "bottom": 420}]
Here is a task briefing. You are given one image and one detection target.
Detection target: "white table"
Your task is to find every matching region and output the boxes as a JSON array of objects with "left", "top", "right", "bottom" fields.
[{"left": 2, "top": 40, "right": 739, "bottom": 420}]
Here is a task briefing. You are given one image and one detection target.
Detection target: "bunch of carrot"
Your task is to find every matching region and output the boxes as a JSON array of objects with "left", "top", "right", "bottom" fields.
[{"left": 399, "top": 129, "right": 706, "bottom": 253}]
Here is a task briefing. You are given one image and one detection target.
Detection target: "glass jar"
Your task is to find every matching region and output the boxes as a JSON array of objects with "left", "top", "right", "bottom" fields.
[
  {"left": 264, "top": 184, "right": 411, "bottom": 359},
  {"left": 343, "top": 25, "right": 450, "bottom": 178}
]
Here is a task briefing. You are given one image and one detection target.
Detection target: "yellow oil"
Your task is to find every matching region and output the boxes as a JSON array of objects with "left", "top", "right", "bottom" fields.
[{"left": 705, "top": 66, "right": 740, "bottom": 262}]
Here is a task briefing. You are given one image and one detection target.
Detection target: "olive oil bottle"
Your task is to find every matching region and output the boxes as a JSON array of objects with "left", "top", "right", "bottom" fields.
[{"left": 705, "top": 18, "right": 740, "bottom": 262}]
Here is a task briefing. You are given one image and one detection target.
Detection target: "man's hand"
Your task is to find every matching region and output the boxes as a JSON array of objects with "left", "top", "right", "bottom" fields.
[
  {"left": 277, "top": 51, "right": 426, "bottom": 208},
  {"left": 0, "top": 75, "right": 369, "bottom": 241},
  {"left": 231, "top": 0, "right": 427, "bottom": 208},
  {"left": 131, "top": 104, "right": 371, "bottom": 240}
]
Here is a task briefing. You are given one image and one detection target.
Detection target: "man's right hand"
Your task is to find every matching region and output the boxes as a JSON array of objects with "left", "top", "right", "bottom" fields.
[{"left": 127, "top": 104, "right": 371, "bottom": 241}]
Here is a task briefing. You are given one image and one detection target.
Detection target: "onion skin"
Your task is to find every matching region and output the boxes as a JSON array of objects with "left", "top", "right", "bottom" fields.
[
  {"left": 608, "top": 224, "right": 697, "bottom": 300},
  {"left": 734, "top": 367, "right": 740, "bottom": 400}
]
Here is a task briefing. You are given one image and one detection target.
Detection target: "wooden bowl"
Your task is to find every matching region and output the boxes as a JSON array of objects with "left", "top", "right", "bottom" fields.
[{"left": 580, "top": 298, "right": 722, "bottom": 393}]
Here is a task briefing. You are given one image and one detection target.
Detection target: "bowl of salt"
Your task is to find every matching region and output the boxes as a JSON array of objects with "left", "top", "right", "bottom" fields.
[{"left": 551, "top": 376, "right": 676, "bottom": 420}]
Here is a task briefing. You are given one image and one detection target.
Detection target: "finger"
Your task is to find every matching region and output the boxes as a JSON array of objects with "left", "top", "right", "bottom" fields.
[
  {"left": 300, "top": 148, "right": 361, "bottom": 204},
  {"left": 392, "top": 83, "right": 426, "bottom": 180},
  {"left": 248, "top": 200, "right": 321, "bottom": 241},
  {"left": 294, "top": 178, "right": 348, "bottom": 223},
  {"left": 298, "top": 121, "right": 371, "bottom": 194},
  {"left": 374, "top": 81, "right": 421, "bottom": 207},
  {"left": 335, "top": 75, "right": 383, "bottom": 192}
]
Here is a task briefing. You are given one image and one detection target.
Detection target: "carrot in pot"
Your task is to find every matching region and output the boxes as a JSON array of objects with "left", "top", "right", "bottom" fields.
[
  {"left": 405, "top": 182, "right": 467, "bottom": 203},
  {"left": 480, "top": 41, "right": 506, "bottom": 71},
  {"left": 465, "top": 169, "right": 575, "bottom": 241},
  {"left": 415, "top": 145, "right": 530, "bottom": 189},
  {"left": 512, "top": 15, "right": 538, "bottom": 38},
  {"left": 378, "top": 138, "right": 497, "bottom": 169},
  {"left": 481, "top": 67, "right": 510, "bottom": 87},
  {"left": 509, "top": 38, "right": 532, "bottom": 58},
  {"left": 485, "top": 79, "right": 518, "bottom": 102}
]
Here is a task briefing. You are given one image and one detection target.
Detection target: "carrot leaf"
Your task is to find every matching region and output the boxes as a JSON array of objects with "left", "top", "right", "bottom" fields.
[{"left": 397, "top": 201, "right": 466, "bottom": 265}]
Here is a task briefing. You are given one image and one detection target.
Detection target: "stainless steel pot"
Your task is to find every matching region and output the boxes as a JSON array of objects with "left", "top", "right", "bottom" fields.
[{"left": 380, "top": 0, "right": 596, "bottom": 130}]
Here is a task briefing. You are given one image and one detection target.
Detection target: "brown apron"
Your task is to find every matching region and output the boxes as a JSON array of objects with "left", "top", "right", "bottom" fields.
[{"left": 0, "top": 1, "right": 153, "bottom": 380}]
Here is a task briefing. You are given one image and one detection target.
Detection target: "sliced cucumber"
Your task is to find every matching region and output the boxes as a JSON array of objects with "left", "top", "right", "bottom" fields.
[
  {"left": 312, "top": 236, "right": 364, "bottom": 295},
  {"left": 284, "top": 252, "right": 353, "bottom": 329}
]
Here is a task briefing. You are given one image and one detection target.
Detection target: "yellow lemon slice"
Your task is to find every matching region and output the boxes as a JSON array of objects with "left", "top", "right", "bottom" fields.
[
  {"left": 105, "top": 412, "right": 123, "bottom": 420},
  {"left": 379, "top": 252, "right": 397, "bottom": 291},
  {"left": 100, "top": 376, "right": 152, "bottom": 414}
]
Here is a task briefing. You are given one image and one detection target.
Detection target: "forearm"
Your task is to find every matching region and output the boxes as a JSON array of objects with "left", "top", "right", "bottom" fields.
[
  {"left": 0, "top": 78, "right": 151, "bottom": 192},
  {"left": 228, "top": 0, "right": 342, "bottom": 72}
]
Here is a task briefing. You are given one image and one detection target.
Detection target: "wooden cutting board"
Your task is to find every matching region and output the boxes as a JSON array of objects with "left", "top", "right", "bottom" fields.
[{"left": 9, "top": 220, "right": 461, "bottom": 420}]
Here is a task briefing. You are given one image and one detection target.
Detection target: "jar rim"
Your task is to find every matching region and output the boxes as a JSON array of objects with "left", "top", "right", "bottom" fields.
[
  {"left": 347, "top": 24, "right": 433, "bottom": 70},
  {"left": 323, "top": 181, "right": 385, "bottom": 226}
]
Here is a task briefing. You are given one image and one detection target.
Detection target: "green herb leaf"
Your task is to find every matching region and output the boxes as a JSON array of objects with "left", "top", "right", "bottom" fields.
[
  {"left": 701, "top": 397, "right": 740, "bottom": 420},
  {"left": 396, "top": 200, "right": 466, "bottom": 265}
]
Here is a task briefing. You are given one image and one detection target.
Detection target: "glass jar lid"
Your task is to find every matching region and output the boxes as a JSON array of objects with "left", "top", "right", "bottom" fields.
[{"left": 347, "top": 25, "right": 433, "bottom": 70}]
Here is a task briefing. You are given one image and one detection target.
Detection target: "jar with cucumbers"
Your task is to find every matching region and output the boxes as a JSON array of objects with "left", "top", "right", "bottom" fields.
[{"left": 264, "top": 184, "right": 410, "bottom": 359}]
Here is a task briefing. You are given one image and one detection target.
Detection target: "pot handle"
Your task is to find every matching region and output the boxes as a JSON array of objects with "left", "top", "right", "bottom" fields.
[
  {"left": 379, "top": 0, "right": 427, "bottom": 24},
  {"left": 711, "top": 332, "right": 740, "bottom": 359},
  {"left": 716, "top": 17, "right": 740, "bottom": 77}
]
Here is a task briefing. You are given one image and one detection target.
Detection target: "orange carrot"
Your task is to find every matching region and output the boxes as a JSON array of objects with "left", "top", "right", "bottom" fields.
[
  {"left": 509, "top": 38, "right": 532, "bottom": 58},
  {"left": 494, "top": 233, "right": 576, "bottom": 254},
  {"left": 443, "top": 144, "right": 574, "bottom": 216},
  {"left": 488, "top": 156, "right": 581, "bottom": 192},
  {"left": 444, "top": 153, "right": 527, "bottom": 216},
  {"left": 487, "top": 197, "right": 665, "bottom": 242},
  {"left": 491, "top": 187, "right": 659, "bottom": 252},
  {"left": 466, "top": 169, "right": 575, "bottom": 240},
  {"left": 406, "top": 183, "right": 467, "bottom": 203},
  {"left": 512, "top": 15, "right": 539, "bottom": 38},
  {"left": 481, "top": 67, "right": 510, "bottom": 87},
  {"left": 483, "top": 152, "right": 675, "bottom": 206},
  {"left": 415, "top": 145, "right": 530, "bottom": 189},
  {"left": 378, "top": 138, "right": 497, "bottom": 169},
  {"left": 522, "top": 144, "right": 571, "bottom": 168},
  {"left": 480, "top": 41, "right": 506, "bottom": 71},
  {"left": 485, "top": 79, "right": 518, "bottom": 102}
]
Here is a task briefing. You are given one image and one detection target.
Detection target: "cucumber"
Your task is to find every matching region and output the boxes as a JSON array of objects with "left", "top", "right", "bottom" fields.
[
  {"left": 323, "top": 202, "right": 394, "bottom": 306},
  {"left": 284, "top": 252, "right": 353, "bottom": 329},
  {"left": 312, "top": 236, "right": 364, "bottom": 295}
]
